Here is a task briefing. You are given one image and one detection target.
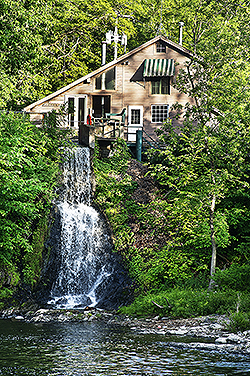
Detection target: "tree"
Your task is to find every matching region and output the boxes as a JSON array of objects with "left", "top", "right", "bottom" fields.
[
  {"left": 147, "top": 0, "right": 250, "bottom": 286},
  {"left": 39, "top": 0, "right": 145, "bottom": 89},
  {"left": 0, "top": 0, "right": 147, "bottom": 109},
  {"left": 0, "top": 0, "right": 54, "bottom": 109},
  {"left": 148, "top": 111, "right": 250, "bottom": 287},
  {"left": 0, "top": 111, "right": 72, "bottom": 293}
]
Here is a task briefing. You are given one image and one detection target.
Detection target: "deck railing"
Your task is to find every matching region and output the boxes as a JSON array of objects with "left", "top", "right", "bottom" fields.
[
  {"left": 23, "top": 110, "right": 164, "bottom": 153},
  {"left": 91, "top": 117, "right": 125, "bottom": 139}
]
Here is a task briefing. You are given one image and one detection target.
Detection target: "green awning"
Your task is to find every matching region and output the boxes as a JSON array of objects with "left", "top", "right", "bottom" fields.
[{"left": 143, "top": 59, "right": 175, "bottom": 77}]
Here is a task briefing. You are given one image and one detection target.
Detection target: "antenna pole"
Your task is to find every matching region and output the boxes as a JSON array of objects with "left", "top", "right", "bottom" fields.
[
  {"left": 114, "top": 25, "right": 118, "bottom": 60},
  {"left": 156, "top": 0, "right": 166, "bottom": 36},
  {"left": 105, "top": 20, "right": 127, "bottom": 61},
  {"left": 179, "top": 22, "right": 184, "bottom": 45}
]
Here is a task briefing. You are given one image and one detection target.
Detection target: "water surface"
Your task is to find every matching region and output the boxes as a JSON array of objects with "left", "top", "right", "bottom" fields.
[{"left": 0, "top": 320, "right": 249, "bottom": 375}]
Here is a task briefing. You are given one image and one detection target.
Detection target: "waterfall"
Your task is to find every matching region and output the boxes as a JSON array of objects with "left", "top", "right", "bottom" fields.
[{"left": 46, "top": 147, "right": 129, "bottom": 309}]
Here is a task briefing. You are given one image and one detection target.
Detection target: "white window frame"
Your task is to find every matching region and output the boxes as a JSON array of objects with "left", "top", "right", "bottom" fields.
[
  {"left": 64, "top": 95, "right": 87, "bottom": 127},
  {"left": 151, "top": 104, "right": 169, "bottom": 123},
  {"left": 128, "top": 105, "right": 143, "bottom": 142}
]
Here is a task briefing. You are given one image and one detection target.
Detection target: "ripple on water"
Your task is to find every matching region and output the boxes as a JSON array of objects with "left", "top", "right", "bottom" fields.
[{"left": 0, "top": 320, "right": 250, "bottom": 376}]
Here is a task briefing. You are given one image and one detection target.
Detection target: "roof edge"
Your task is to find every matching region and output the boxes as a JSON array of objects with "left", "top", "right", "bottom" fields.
[{"left": 24, "top": 35, "right": 192, "bottom": 111}]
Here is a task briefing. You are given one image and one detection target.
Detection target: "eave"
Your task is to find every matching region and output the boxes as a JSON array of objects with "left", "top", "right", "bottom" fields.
[{"left": 23, "top": 35, "right": 192, "bottom": 112}]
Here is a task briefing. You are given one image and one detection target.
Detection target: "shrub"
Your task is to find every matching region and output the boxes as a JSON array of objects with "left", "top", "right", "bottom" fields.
[
  {"left": 119, "top": 288, "right": 241, "bottom": 318},
  {"left": 213, "top": 264, "right": 250, "bottom": 291},
  {"left": 0, "top": 111, "right": 73, "bottom": 303},
  {"left": 227, "top": 312, "right": 250, "bottom": 333}
]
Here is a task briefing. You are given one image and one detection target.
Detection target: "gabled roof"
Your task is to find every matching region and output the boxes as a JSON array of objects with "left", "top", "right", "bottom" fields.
[{"left": 24, "top": 35, "right": 192, "bottom": 112}]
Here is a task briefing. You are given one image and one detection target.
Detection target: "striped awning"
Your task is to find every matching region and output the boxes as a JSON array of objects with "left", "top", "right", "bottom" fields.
[{"left": 143, "top": 59, "right": 175, "bottom": 77}]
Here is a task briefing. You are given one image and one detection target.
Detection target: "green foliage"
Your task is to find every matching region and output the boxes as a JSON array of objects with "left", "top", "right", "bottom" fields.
[
  {"left": 0, "top": 289, "right": 14, "bottom": 306},
  {"left": 95, "top": 140, "right": 250, "bottom": 321},
  {"left": 0, "top": 0, "right": 53, "bottom": 109},
  {"left": 0, "top": 0, "right": 144, "bottom": 109},
  {"left": 213, "top": 264, "right": 250, "bottom": 292},
  {"left": 41, "top": 107, "right": 74, "bottom": 160},
  {"left": 94, "top": 139, "right": 210, "bottom": 290},
  {"left": 127, "top": 245, "right": 204, "bottom": 290},
  {"left": 1, "top": 0, "right": 249, "bottom": 112},
  {"left": 0, "top": 263, "right": 20, "bottom": 306},
  {"left": 227, "top": 312, "right": 250, "bottom": 333},
  {"left": 23, "top": 213, "right": 49, "bottom": 286},
  {"left": 0, "top": 112, "right": 72, "bottom": 302},
  {"left": 94, "top": 138, "right": 135, "bottom": 253},
  {"left": 119, "top": 288, "right": 241, "bottom": 318},
  {"left": 0, "top": 113, "right": 55, "bottom": 262},
  {"left": 147, "top": 104, "right": 250, "bottom": 283}
]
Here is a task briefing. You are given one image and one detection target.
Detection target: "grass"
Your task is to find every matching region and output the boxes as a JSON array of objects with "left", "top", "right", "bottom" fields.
[{"left": 119, "top": 287, "right": 250, "bottom": 320}]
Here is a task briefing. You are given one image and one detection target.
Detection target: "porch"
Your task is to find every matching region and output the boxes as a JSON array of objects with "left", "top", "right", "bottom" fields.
[
  {"left": 78, "top": 114, "right": 160, "bottom": 161},
  {"left": 27, "top": 109, "right": 162, "bottom": 161}
]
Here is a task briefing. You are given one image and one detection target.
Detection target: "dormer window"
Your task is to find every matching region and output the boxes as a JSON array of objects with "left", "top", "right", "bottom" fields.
[{"left": 156, "top": 42, "right": 166, "bottom": 53}]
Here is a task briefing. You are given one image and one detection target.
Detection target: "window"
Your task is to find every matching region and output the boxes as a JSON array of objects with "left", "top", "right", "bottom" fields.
[
  {"left": 78, "top": 98, "right": 85, "bottom": 125},
  {"left": 68, "top": 97, "right": 75, "bottom": 126},
  {"left": 156, "top": 42, "right": 166, "bottom": 53},
  {"left": 95, "top": 67, "right": 116, "bottom": 90},
  {"left": 131, "top": 109, "right": 141, "bottom": 124},
  {"left": 151, "top": 77, "right": 170, "bottom": 95},
  {"left": 151, "top": 104, "right": 169, "bottom": 123},
  {"left": 92, "top": 96, "right": 111, "bottom": 118},
  {"left": 65, "top": 95, "right": 87, "bottom": 127}
]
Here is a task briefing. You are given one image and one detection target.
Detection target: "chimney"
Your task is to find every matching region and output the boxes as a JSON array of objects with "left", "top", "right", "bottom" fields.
[
  {"left": 101, "top": 42, "right": 107, "bottom": 66},
  {"left": 179, "top": 22, "right": 184, "bottom": 45}
]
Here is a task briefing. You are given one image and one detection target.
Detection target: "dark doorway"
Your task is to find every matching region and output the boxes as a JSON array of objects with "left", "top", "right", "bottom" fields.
[{"left": 92, "top": 96, "right": 111, "bottom": 118}]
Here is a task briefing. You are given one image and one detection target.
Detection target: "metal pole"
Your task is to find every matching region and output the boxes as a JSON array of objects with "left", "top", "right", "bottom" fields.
[
  {"left": 101, "top": 96, "right": 105, "bottom": 118},
  {"left": 101, "top": 42, "right": 107, "bottom": 65},
  {"left": 179, "top": 22, "right": 184, "bottom": 45},
  {"left": 136, "top": 129, "right": 143, "bottom": 162},
  {"left": 114, "top": 26, "right": 118, "bottom": 60}
]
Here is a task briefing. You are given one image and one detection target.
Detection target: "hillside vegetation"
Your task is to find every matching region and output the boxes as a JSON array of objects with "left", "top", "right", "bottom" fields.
[
  {"left": 93, "top": 138, "right": 250, "bottom": 330},
  {"left": 0, "top": 0, "right": 250, "bottom": 332},
  {"left": 0, "top": 112, "right": 72, "bottom": 306}
]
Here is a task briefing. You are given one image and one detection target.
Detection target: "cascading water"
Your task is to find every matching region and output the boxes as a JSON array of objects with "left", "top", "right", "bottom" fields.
[{"left": 45, "top": 146, "right": 130, "bottom": 309}]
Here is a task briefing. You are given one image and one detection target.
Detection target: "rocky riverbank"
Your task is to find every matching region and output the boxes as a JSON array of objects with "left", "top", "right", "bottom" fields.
[{"left": 1, "top": 307, "right": 250, "bottom": 355}]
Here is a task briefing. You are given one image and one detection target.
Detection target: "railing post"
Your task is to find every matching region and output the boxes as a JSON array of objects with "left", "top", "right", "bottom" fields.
[
  {"left": 136, "top": 129, "right": 143, "bottom": 162},
  {"left": 118, "top": 120, "right": 121, "bottom": 137}
]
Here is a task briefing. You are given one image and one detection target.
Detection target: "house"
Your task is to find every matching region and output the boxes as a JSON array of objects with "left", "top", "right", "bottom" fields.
[{"left": 24, "top": 35, "right": 193, "bottom": 144}]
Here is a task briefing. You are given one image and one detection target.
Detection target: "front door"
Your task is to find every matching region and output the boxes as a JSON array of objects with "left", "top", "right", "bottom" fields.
[{"left": 128, "top": 105, "right": 143, "bottom": 142}]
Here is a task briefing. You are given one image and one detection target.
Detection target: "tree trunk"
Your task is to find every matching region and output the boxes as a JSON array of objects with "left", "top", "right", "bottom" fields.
[{"left": 209, "top": 194, "right": 216, "bottom": 289}]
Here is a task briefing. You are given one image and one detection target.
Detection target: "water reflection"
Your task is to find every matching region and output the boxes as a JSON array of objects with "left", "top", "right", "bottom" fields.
[{"left": 0, "top": 320, "right": 249, "bottom": 375}]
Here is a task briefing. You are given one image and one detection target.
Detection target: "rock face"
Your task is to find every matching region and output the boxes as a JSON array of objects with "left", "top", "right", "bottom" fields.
[{"left": 36, "top": 147, "right": 132, "bottom": 310}]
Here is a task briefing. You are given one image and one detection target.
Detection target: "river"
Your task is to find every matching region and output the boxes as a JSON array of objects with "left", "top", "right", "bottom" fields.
[{"left": 0, "top": 319, "right": 249, "bottom": 375}]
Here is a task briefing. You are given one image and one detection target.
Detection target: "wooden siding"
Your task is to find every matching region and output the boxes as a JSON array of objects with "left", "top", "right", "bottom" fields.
[{"left": 27, "top": 38, "right": 193, "bottom": 140}]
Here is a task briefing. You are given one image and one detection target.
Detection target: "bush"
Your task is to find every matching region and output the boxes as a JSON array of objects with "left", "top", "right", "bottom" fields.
[
  {"left": 227, "top": 311, "right": 250, "bottom": 333},
  {"left": 213, "top": 264, "right": 250, "bottom": 291},
  {"left": 0, "top": 111, "right": 73, "bottom": 304},
  {"left": 119, "top": 288, "right": 242, "bottom": 318}
]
